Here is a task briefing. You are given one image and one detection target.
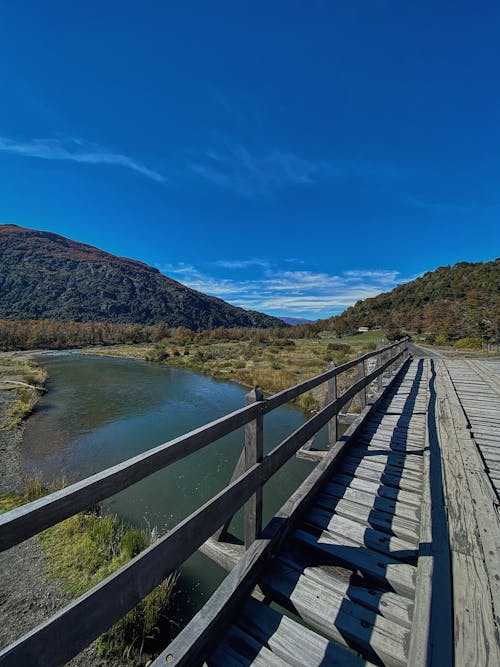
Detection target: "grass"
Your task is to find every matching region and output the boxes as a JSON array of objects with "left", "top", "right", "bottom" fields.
[
  {"left": 78, "top": 344, "right": 153, "bottom": 360},
  {"left": 0, "top": 354, "right": 48, "bottom": 429},
  {"left": 143, "top": 332, "right": 388, "bottom": 412},
  {"left": 66, "top": 329, "right": 391, "bottom": 413},
  {"left": 0, "top": 478, "right": 177, "bottom": 663},
  {"left": 40, "top": 509, "right": 177, "bottom": 661}
]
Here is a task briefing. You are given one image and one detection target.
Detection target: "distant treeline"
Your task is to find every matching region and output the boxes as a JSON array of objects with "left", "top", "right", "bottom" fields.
[
  {"left": 0, "top": 319, "right": 298, "bottom": 351},
  {"left": 316, "top": 259, "right": 500, "bottom": 344}
]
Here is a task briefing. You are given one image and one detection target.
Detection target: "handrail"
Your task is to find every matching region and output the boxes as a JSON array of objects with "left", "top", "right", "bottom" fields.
[
  {"left": 0, "top": 338, "right": 406, "bottom": 552},
  {"left": 0, "top": 337, "right": 409, "bottom": 667}
]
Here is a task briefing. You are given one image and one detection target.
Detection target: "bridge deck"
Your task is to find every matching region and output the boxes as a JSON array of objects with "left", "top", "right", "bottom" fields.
[
  {"left": 158, "top": 355, "right": 500, "bottom": 666},
  {"left": 444, "top": 359, "right": 500, "bottom": 497},
  {"left": 210, "top": 359, "right": 428, "bottom": 666}
]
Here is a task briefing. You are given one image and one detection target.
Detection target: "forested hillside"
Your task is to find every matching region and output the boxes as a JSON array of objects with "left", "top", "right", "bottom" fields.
[
  {"left": 0, "top": 225, "right": 281, "bottom": 329},
  {"left": 316, "top": 259, "right": 499, "bottom": 343}
]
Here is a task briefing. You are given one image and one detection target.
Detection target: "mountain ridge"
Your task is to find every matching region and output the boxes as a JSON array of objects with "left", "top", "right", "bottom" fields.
[
  {"left": 317, "top": 258, "right": 500, "bottom": 342},
  {"left": 0, "top": 224, "right": 282, "bottom": 329}
]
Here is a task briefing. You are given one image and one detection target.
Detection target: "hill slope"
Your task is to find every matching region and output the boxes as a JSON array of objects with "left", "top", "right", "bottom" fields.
[
  {"left": 0, "top": 225, "right": 282, "bottom": 329},
  {"left": 320, "top": 259, "right": 500, "bottom": 342}
]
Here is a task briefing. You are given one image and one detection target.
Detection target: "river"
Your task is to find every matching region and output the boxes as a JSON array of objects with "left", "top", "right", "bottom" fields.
[{"left": 21, "top": 353, "right": 315, "bottom": 626}]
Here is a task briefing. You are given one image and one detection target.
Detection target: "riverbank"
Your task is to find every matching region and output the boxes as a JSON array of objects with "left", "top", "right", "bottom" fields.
[
  {"left": 0, "top": 353, "right": 101, "bottom": 664},
  {"left": 0, "top": 353, "right": 175, "bottom": 666},
  {"left": 79, "top": 331, "right": 386, "bottom": 412}
]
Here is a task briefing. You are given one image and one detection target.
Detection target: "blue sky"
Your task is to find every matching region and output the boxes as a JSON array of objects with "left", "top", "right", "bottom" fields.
[{"left": 1, "top": 2, "right": 499, "bottom": 320}]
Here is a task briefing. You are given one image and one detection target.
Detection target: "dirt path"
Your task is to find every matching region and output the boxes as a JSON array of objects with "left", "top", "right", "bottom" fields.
[{"left": 0, "top": 370, "right": 107, "bottom": 665}]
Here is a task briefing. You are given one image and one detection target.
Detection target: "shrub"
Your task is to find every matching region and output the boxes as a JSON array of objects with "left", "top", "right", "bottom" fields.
[
  {"left": 2, "top": 386, "right": 40, "bottom": 429},
  {"left": 327, "top": 342, "right": 351, "bottom": 353},
  {"left": 299, "top": 392, "right": 320, "bottom": 413},
  {"left": 455, "top": 337, "right": 482, "bottom": 350}
]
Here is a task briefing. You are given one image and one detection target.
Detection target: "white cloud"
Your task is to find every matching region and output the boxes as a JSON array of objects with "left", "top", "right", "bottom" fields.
[
  {"left": 188, "top": 143, "right": 316, "bottom": 196},
  {"left": 214, "top": 258, "right": 270, "bottom": 269},
  {"left": 0, "top": 136, "right": 165, "bottom": 183},
  {"left": 156, "top": 261, "right": 406, "bottom": 318}
]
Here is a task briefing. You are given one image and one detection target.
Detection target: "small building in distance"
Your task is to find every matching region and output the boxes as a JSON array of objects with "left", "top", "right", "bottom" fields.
[{"left": 358, "top": 326, "right": 370, "bottom": 333}]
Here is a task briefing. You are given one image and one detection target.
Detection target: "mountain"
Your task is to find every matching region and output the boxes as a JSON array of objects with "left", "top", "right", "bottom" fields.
[
  {"left": 280, "top": 317, "right": 315, "bottom": 326},
  {"left": 319, "top": 259, "right": 500, "bottom": 343},
  {"left": 0, "top": 225, "right": 282, "bottom": 329}
]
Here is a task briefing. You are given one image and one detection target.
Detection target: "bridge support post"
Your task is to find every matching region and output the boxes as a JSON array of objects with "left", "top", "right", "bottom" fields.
[
  {"left": 357, "top": 352, "right": 367, "bottom": 409},
  {"left": 377, "top": 350, "right": 384, "bottom": 392},
  {"left": 327, "top": 362, "right": 338, "bottom": 447},
  {"left": 244, "top": 387, "right": 264, "bottom": 549}
]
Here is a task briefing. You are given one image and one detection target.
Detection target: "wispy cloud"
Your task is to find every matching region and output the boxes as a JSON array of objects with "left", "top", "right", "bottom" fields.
[
  {"left": 188, "top": 143, "right": 316, "bottom": 196},
  {"left": 214, "top": 258, "right": 270, "bottom": 270},
  {"left": 157, "top": 260, "right": 406, "bottom": 318},
  {"left": 0, "top": 136, "right": 165, "bottom": 183}
]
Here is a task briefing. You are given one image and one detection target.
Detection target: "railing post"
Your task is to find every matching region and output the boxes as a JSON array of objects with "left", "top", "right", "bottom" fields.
[
  {"left": 377, "top": 350, "right": 384, "bottom": 392},
  {"left": 357, "top": 352, "right": 367, "bottom": 409},
  {"left": 327, "top": 362, "right": 337, "bottom": 447},
  {"left": 244, "top": 387, "right": 264, "bottom": 549}
]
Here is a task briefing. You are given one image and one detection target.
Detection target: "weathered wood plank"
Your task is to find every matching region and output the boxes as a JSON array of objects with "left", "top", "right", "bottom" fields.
[
  {"left": 244, "top": 388, "right": 264, "bottom": 548},
  {"left": 0, "top": 400, "right": 262, "bottom": 551},
  {"left": 452, "top": 551, "right": 500, "bottom": 667},
  {"left": 303, "top": 507, "right": 418, "bottom": 560},
  {"left": 437, "top": 360, "right": 500, "bottom": 665},
  {"left": 208, "top": 624, "right": 289, "bottom": 667},
  {"left": 317, "top": 483, "right": 420, "bottom": 522},
  {"left": 236, "top": 596, "right": 371, "bottom": 666},
  {"left": 325, "top": 473, "right": 421, "bottom": 507},
  {"left": 152, "top": 357, "right": 412, "bottom": 666},
  {"left": 292, "top": 527, "right": 417, "bottom": 597},
  {"left": 259, "top": 561, "right": 410, "bottom": 666},
  {"left": 277, "top": 548, "right": 414, "bottom": 627}
]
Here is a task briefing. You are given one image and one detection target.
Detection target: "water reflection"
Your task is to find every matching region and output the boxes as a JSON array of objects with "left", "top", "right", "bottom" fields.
[{"left": 22, "top": 353, "right": 314, "bottom": 622}]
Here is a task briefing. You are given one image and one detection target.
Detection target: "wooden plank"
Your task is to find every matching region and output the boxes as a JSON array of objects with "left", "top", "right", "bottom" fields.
[
  {"left": 408, "top": 358, "right": 453, "bottom": 667},
  {"left": 313, "top": 494, "right": 420, "bottom": 542},
  {"left": 292, "top": 527, "right": 417, "bottom": 597},
  {"left": 208, "top": 625, "right": 289, "bottom": 667},
  {"left": 316, "top": 483, "right": 420, "bottom": 522},
  {"left": 236, "top": 596, "right": 371, "bottom": 667},
  {"left": 437, "top": 360, "right": 500, "bottom": 665},
  {"left": 0, "top": 400, "right": 262, "bottom": 551},
  {"left": 199, "top": 535, "right": 244, "bottom": 571},
  {"left": 337, "top": 461, "right": 422, "bottom": 493},
  {"left": 452, "top": 551, "right": 500, "bottom": 667},
  {"left": 2, "top": 389, "right": 372, "bottom": 666},
  {"left": 277, "top": 548, "right": 414, "bottom": 628},
  {"left": 259, "top": 562, "right": 410, "bottom": 666},
  {"left": 244, "top": 388, "right": 264, "bottom": 548},
  {"left": 346, "top": 448, "right": 423, "bottom": 472},
  {"left": 152, "top": 357, "right": 412, "bottom": 666},
  {"left": 303, "top": 507, "right": 418, "bottom": 561},
  {"left": 325, "top": 473, "right": 421, "bottom": 507}
]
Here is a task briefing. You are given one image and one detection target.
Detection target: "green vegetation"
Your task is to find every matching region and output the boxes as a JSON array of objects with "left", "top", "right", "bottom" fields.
[
  {"left": 144, "top": 328, "right": 384, "bottom": 411},
  {"left": 454, "top": 337, "right": 483, "bottom": 350},
  {"left": 0, "top": 479, "right": 177, "bottom": 663},
  {"left": 313, "top": 259, "right": 499, "bottom": 345},
  {"left": 40, "top": 509, "right": 177, "bottom": 661},
  {"left": 0, "top": 224, "right": 281, "bottom": 329},
  {"left": 0, "top": 355, "right": 47, "bottom": 429}
]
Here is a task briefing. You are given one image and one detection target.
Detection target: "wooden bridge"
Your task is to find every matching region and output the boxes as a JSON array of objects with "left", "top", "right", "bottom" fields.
[{"left": 1, "top": 340, "right": 499, "bottom": 666}]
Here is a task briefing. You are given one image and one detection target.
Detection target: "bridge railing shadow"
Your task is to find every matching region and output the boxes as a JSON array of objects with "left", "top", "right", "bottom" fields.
[{"left": 212, "top": 357, "right": 452, "bottom": 666}]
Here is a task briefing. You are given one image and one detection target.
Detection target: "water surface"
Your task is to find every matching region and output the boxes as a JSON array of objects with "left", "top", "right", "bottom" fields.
[{"left": 22, "top": 353, "right": 314, "bottom": 623}]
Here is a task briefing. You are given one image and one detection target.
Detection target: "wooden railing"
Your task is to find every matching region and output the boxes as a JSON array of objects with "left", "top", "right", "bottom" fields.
[{"left": 0, "top": 338, "right": 409, "bottom": 667}]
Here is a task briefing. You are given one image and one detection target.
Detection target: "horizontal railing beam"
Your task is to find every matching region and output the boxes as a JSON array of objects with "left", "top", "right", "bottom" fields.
[
  {"left": 0, "top": 402, "right": 261, "bottom": 552},
  {"left": 0, "top": 343, "right": 409, "bottom": 667},
  {"left": 0, "top": 339, "right": 406, "bottom": 553}
]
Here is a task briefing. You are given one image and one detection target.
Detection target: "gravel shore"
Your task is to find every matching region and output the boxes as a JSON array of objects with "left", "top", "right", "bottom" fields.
[{"left": 0, "top": 375, "right": 104, "bottom": 665}]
